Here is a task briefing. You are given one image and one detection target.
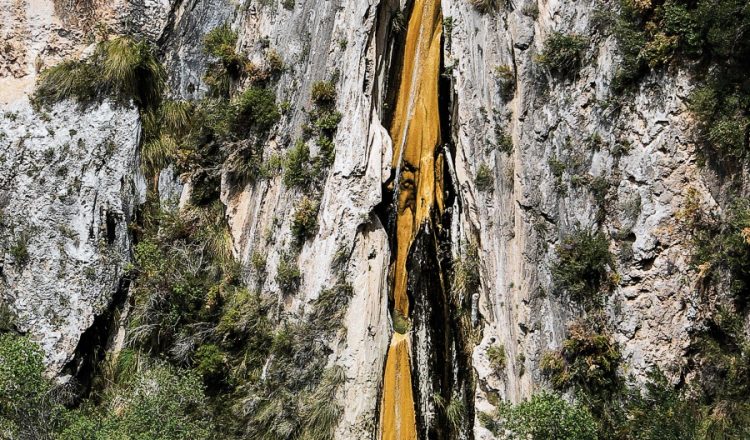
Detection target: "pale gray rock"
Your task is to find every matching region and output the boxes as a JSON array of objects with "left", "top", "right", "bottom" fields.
[{"left": 0, "top": 99, "right": 141, "bottom": 373}]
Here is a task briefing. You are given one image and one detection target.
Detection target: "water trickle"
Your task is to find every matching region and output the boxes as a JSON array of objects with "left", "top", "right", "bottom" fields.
[{"left": 378, "top": 0, "right": 444, "bottom": 438}]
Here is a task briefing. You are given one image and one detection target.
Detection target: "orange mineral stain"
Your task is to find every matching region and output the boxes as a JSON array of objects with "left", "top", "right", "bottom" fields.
[{"left": 379, "top": 0, "right": 443, "bottom": 438}]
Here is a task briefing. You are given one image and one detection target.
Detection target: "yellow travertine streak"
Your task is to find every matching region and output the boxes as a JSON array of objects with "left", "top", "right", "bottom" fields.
[{"left": 379, "top": 0, "right": 443, "bottom": 438}]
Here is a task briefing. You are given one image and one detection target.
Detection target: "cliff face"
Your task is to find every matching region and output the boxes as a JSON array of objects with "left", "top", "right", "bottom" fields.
[{"left": 0, "top": 0, "right": 740, "bottom": 437}]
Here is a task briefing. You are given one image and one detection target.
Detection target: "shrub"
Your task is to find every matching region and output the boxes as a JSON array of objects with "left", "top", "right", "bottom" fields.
[
  {"left": 490, "top": 392, "right": 598, "bottom": 440},
  {"left": 235, "top": 86, "right": 280, "bottom": 133},
  {"left": 283, "top": 140, "right": 312, "bottom": 189},
  {"left": 9, "top": 233, "right": 29, "bottom": 267},
  {"left": 65, "top": 365, "right": 215, "bottom": 440},
  {"left": 551, "top": 228, "right": 613, "bottom": 307},
  {"left": 536, "top": 32, "right": 588, "bottom": 76},
  {"left": 0, "top": 334, "right": 69, "bottom": 438},
  {"left": 493, "top": 64, "right": 516, "bottom": 100},
  {"left": 291, "top": 196, "right": 320, "bottom": 243},
  {"left": 621, "top": 369, "right": 701, "bottom": 440},
  {"left": 475, "top": 162, "right": 494, "bottom": 191},
  {"left": 203, "top": 25, "right": 240, "bottom": 66},
  {"left": 540, "top": 317, "right": 622, "bottom": 396},
  {"left": 265, "top": 49, "right": 285, "bottom": 74},
  {"left": 452, "top": 242, "right": 481, "bottom": 296},
  {"left": 496, "top": 130, "right": 513, "bottom": 153},
  {"left": 467, "top": 0, "right": 500, "bottom": 14},
  {"left": 692, "top": 200, "right": 750, "bottom": 303},
  {"left": 276, "top": 254, "right": 301, "bottom": 294},
  {"left": 34, "top": 60, "right": 98, "bottom": 104},
  {"left": 487, "top": 344, "right": 506, "bottom": 371},
  {"left": 311, "top": 80, "right": 336, "bottom": 105}
]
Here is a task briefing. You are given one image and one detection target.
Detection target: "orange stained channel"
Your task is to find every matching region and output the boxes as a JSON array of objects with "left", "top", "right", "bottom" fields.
[{"left": 379, "top": 0, "right": 443, "bottom": 439}]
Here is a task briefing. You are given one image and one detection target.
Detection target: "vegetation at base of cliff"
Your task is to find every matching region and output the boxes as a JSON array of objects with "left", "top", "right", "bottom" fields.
[
  {"left": 614, "top": 0, "right": 750, "bottom": 157},
  {"left": 551, "top": 228, "right": 614, "bottom": 308},
  {"left": 480, "top": 392, "right": 599, "bottom": 440}
]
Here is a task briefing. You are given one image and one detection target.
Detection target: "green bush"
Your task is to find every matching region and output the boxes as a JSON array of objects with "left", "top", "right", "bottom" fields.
[
  {"left": 291, "top": 196, "right": 320, "bottom": 243},
  {"left": 493, "top": 64, "right": 515, "bottom": 100},
  {"left": 475, "top": 162, "right": 494, "bottom": 192},
  {"left": 204, "top": 25, "right": 241, "bottom": 67},
  {"left": 621, "top": 369, "right": 700, "bottom": 440},
  {"left": 235, "top": 87, "right": 280, "bottom": 133},
  {"left": 9, "top": 233, "right": 29, "bottom": 267},
  {"left": 487, "top": 344, "right": 506, "bottom": 371},
  {"left": 276, "top": 254, "right": 301, "bottom": 294},
  {"left": 540, "top": 317, "right": 622, "bottom": 396},
  {"left": 536, "top": 33, "right": 588, "bottom": 76},
  {"left": 283, "top": 140, "right": 313, "bottom": 189},
  {"left": 452, "top": 242, "right": 481, "bottom": 296},
  {"left": 551, "top": 228, "right": 613, "bottom": 307},
  {"left": 692, "top": 200, "right": 750, "bottom": 302},
  {"left": 310, "top": 81, "right": 336, "bottom": 105},
  {"left": 0, "top": 334, "right": 69, "bottom": 438},
  {"left": 203, "top": 25, "right": 245, "bottom": 97},
  {"left": 485, "top": 392, "right": 598, "bottom": 440},
  {"left": 467, "top": 0, "right": 502, "bottom": 14},
  {"left": 62, "top": 365, "right": 215, "bottom": 440}
]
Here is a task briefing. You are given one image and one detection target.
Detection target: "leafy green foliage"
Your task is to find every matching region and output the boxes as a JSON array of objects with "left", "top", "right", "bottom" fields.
[
  {"left": 203, "top": 25, "right": 244, "bottom": 98},
  {"left": 128, "top": 203, "right": 238, "bottom": 355},
  {"left": 204, "top": 25, "right": 242, "bottom": 68},
  {"left": 467, "top": 0, "right": 500, "bottom": 14},
  {"left": 310, "top": 81, "right": 336, "bottom": 105},
  {"left": 9, "top": 232, "right": 29, "bottom": 267},
  {"left": 484, "top": 392, "right": 598, "bottom": 440},
  {"left": 452, "top": 241, "right": 481, "bottom": 297},
  {"left": 283, "top": 80, "right": 341, "bottom": 193},
  {"left": 283, "top": 140, "right": 312, "bottom": 189},
  {"left": 536, "top": 32, "right": 588, "bottom": 76},
  {"left": 235, "top": 87, "right": 280, "bottom": 134},
  {"left": 621, "top": 370, "right": 701, "bottom": 440},
  {"left": 0, "top": 334, "right": 72, "bottom": 439},
  {"left": 494, "top": 64, "right": 516, "bottom": 100},
  {"left": 551, "top": 228, "right": 614, "bottom": 307},
  {"left": 61, "top": 364, "right": 215, "bottom": 440}
]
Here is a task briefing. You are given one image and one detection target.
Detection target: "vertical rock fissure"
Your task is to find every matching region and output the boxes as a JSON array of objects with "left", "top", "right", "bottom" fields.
[{"left": 377, "top": 0, "right": 473, "bottom": 439}]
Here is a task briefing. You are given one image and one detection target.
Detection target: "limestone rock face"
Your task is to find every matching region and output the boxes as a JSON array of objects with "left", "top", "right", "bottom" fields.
[
  {"left": 441, "top": 2, "right": 723, "bottom": 436},
  {"left": 0, "top": 100, "right": 141, "bottom": 373}
]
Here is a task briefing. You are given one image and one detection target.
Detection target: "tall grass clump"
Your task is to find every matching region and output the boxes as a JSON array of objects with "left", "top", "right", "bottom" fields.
[{"left": 35, "top": 36, "right": 165, "bottom": 109}]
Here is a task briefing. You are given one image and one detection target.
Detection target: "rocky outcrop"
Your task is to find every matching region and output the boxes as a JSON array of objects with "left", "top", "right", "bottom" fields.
[
  {"left": 0, "top": 99, "right": 141, "bottom": 373},
  {"left": 442, "top": 1, "right": 722, "bottom": 437}
]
